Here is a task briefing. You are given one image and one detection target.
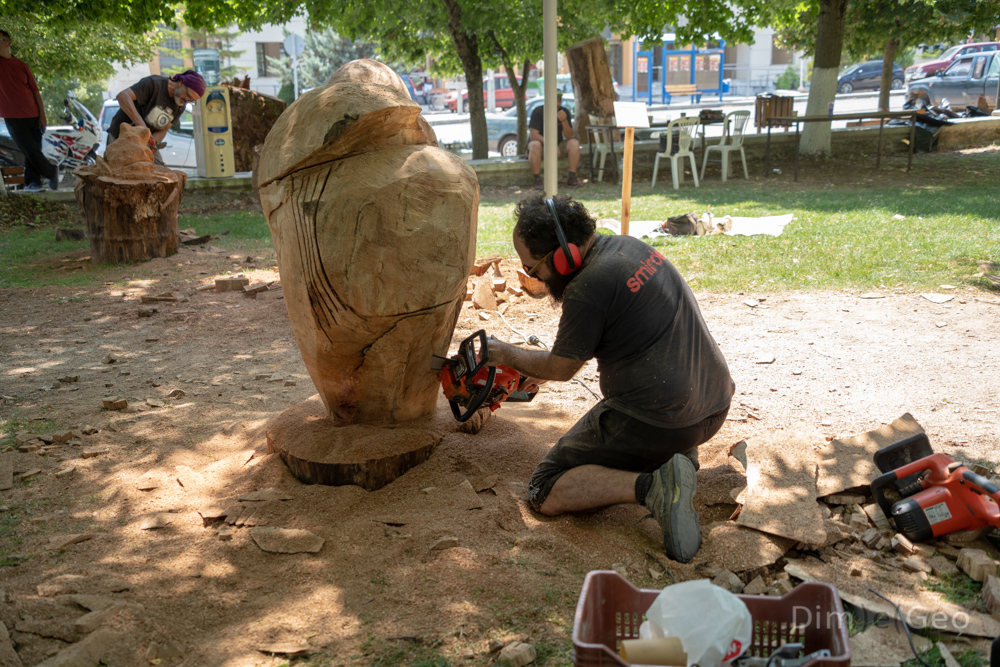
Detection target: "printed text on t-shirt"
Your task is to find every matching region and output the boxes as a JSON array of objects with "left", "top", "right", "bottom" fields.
[{"left": 626, "top": 248, "right": 667, "bottom": 293}]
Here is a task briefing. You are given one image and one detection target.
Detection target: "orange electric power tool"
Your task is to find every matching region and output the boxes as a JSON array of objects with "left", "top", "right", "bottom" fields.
[
  {"left": 432, "top": 330, "right": 536, "bottom": 423},
  {"left": 870, "top": 434, "right": 1000, "bottom": 542}
]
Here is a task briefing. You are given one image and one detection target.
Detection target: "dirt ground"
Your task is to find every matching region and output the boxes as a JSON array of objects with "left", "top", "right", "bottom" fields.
[{"left": 1, "top": 187, "right": 1000, "bottom": 667}]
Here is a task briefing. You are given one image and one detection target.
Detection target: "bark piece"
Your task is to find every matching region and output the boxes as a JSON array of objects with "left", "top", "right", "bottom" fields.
[
  {"left": 102, "top": 397, "right": 127, "bottom": 410},
  {"left": 737, "top": 429, "right": 827, "bottom": 545},
  {"left": 265, "top": 395, "right": 445, "bottom": 490},
  {"left": 499, "top": 641, "right": 537, "bottom": 667},
  {"left": 743, "top": 576, "right": 767, "bottom": 595},
  {"left": 74, "top": 604, "right": 122, "bottom": 634},
  {"left": 957, "top": 548, "right": 995, "bottom": 581},
  {"left": 74, "top": 124, "right": 185, "bottom": 263},
  {"left": 929, "top": 555, "right": 959, "bottom": 577},
  {"left": 47, "top": 533, "right": 94, "bottom": 550},
  {"left": 815, "top": 413, "right": 925, "bottom": 496},
  {"left": 33, "top": 629, "right": 119, "bottom": 667},
  {"left": 0, "top": 620, "right": 22, "bottom": 667},
  {"left": 517, "top": 269, "right": 547, "bottom": 297},
  {"left": 862, "top": 503, "right": 891, "bottom": 531},
  {"left": 256, "top": 60, "right": 477, "bottom": 427},
  {"left": 700, "top": 522, "right": 795, "bottom": 573},
  {"left": 823, "top": 494, "right": 866, "bottom": 505},
  {"left": 982, "top": 575, "right": 1000, "bottom": 619},
  {"left": 472, "top": 276, "right": 497, "bottom": 310},
  {"left": 257, "top": 641, "right": 310, "bottom": 656},
  {"left": 472, "top": 256, "right": 502, "bottom": 276},
  {"left": 0, "top": 453, "right": 12, "bottom": 491},
  {"left": 711, "top": 570, "right": 744, "bottom": 593},
  {"left": 891, "top": 534, "right": 914, "bottom": 555},
  {"left": 902, "top": 556, "right": 932, "bottom": 573},
  {"left": 250, "top": 527, "right": 324, "bottom": 554},
  {"left": 936, "top": 642, "right": 962, "bottom": 667}
]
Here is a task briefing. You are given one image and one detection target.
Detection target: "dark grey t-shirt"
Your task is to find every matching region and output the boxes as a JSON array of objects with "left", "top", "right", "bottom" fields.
[
  {"left": 529, "top": 104, "right": 572, "bottom": 144},
  {"left": 551, "top": 234, "right": 734, "bottom": 427},
  {"left": 109, "top": 75, "right": 184, "bottom": 140}
]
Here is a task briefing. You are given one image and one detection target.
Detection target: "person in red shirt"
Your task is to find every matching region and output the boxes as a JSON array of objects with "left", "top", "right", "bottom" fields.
[{"left": 0, "top": 29, "right": 59, "bottom": 192}]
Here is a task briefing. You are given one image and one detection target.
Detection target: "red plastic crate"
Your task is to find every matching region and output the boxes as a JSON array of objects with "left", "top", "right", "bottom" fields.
[{"left": 572, "top": 571, "right": 852, "bottom": 667}]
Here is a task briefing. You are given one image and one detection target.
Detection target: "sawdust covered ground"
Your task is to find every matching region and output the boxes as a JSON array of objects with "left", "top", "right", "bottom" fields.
[{"left": 1, "top": 204, "right": 999, "bottom": 666}]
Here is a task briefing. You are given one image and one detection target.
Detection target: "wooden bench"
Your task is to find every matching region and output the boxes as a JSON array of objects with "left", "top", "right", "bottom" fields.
[
  {"left": 664, "top": 84, "right": 702, "bottom": 105},
  {"left": 1, "top": 166, "right": 25, "bottom": 195}
]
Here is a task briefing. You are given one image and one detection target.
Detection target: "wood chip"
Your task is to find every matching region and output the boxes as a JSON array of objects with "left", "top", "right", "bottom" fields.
[
  {"left": 47, "top": 533, "right": 95, "bottom": 550},
  {"left": 238, "top": 488, "right": 294, "bottom": 502},
  {"left": 849, "top": 624, "right": 931, "bottom": 667},
  {"left": 257, "top": 642, "right": 310, "bottom": 656},
  {"left": 250, "top": 527, "right": 324, "bottom": 554}
]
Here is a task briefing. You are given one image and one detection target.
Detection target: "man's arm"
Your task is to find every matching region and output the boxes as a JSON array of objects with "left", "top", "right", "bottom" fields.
[
  {"left": 488, "top": 338, "right": 585, "bottom": 382},
  {"left": 116, "top": 87, "right": 147, "bottom": 131},
  {"left": 558, "top": 108, "right": 574, "bottom": 141},
  {"left": 32, "top": 89, "right": 46, "bottom": 131},
  {"left": 529, "top": 128, "right": 544, "bottom": 143}
]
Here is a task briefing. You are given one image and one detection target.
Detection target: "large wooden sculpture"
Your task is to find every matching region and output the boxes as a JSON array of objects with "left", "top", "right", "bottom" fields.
[
  {"left": 75, "top": 124, "right": 186, "bottom": 263},
  {"left": 257, "top": 59, "right": 478, "bottom": 490}
]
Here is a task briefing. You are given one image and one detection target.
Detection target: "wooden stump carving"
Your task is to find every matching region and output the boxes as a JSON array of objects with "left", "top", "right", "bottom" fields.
[
  {"left": 257, "top": 59, "right": 479, "bottom": 489},
  {"left": 75, "top": 124, "right": 186, "bottom": 263},
  {"left": 225, "top": 86, "right": 286, "bottom": 172}
]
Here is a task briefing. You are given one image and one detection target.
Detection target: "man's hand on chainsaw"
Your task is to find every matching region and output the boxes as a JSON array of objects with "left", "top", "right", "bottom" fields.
[
  {"left": 486, "top": 335, "right": 585, "bottom": 383},
  {"left": 517, "top": 376, "right": 545, "bottom": 395}
]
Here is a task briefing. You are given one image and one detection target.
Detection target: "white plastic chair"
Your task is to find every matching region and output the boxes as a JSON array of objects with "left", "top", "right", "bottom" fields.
[
  {"left": 651, "top": 116, "right": 700, "bottom": 190},
  {"left": 700, "top": 110, "right": 750, "bottom": 182},
  {"left": 588, "top": 114, "right": 617, "bottom": 182}
]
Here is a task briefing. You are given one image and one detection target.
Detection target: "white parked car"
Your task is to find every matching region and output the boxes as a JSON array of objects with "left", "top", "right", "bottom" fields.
[{"left": 98, "top": 99, "right": 197, "bottom": 168}]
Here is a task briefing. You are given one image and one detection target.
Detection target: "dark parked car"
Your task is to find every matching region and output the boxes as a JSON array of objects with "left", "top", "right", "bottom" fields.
[
  {"left": 486, "top": 94, "right": 575, "bottom": 157},
  {"left": 837, "top": 60, "right": 904, "bottom": 94},
  {"left": 906, "top": 50, "right": 1000, "bottom": 108},
  {"left": 0, "top": 119, "right": 24, "bottom": 167}
]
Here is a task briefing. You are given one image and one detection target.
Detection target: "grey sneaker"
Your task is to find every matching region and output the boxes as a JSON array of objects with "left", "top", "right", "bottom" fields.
[
  {"left": 644, "top": 454, "right": 701, "bottom": 563},
  {"left": 685, "top": 447, "right": 700, "bottom": 471}
]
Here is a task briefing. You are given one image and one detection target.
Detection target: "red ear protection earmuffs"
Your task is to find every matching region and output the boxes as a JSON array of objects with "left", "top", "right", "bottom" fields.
[{"left": 545, "top": 198, "right": 582, "bottom": 275}]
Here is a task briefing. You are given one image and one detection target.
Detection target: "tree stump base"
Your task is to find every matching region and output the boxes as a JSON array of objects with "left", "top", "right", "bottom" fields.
[
  {"left": 73, "top": 123, "right": 186, "bottom": 264},
  {"left": 265, "top": 395, "right": 455, "bottom": 490}
]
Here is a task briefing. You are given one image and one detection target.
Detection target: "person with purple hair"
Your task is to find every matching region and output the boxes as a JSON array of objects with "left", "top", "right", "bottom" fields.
[{"left": 108, "top": 70, "right": 205, "bottom": 164}]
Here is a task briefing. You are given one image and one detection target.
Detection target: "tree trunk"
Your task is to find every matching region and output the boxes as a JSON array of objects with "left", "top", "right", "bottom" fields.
[
  {"left": 565, "top": 36, "right": 618, "bottom": 141},
  {"left": 493, "top": 30, "right": 532, "bottom": 156},
  {"left": 441, "top": 0, "right": 487, "bottom": 159},
  {"left": 800, "top": 0, "right": 848, "bottom": 157},
  {"left": 74, "top": 124, "right": 185, "bottom": 263},
  {"left": 226, "top": 86, "right": 286, "bottom": 172},
  {"left": 878, "top": 38, "right": 899, "bottom": 112}
]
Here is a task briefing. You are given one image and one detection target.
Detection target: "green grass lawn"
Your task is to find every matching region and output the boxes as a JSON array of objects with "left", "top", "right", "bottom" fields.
[{"left": 1, "top": 149, "right": 997, "bottom": 292}]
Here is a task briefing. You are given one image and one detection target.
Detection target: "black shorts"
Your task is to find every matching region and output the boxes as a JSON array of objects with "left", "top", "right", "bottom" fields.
[{"left": 527, "top": 402, "right": 730, "bottom": 511}]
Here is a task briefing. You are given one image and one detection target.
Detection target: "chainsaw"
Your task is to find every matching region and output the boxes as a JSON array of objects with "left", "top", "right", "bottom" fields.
[
  {"left": 432, "top": 330, "right": 536, "bottom": 423},
  {"left": 870, "top": 433, "right": 1000, "bottom": 542}
]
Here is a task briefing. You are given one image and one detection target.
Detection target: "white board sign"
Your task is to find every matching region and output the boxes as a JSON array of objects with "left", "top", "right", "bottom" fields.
[{"left": 613, "top": 102, "right": 650, "bottom": 128}]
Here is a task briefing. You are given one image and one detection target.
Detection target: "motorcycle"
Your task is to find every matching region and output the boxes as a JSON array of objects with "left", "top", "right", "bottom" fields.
[{"left": 41, "top": 91, "right": 102, "bottom": 186}]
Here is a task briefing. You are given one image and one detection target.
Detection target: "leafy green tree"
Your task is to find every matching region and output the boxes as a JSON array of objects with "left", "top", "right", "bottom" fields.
[
  {"left": 180, "top": 0, "right": 770, "bottom": 159},
  {"left": 0, "top": 15, "right": 158, "bottom": 120},
  {"left": 264, "top": 27, "right": 381, "bottom": 102},
  {"left": 159, "top": 22, "right": 247, "bottom": 82},
  {"left": 767, "top": 0, "right": 1000, "bottom": 155}
]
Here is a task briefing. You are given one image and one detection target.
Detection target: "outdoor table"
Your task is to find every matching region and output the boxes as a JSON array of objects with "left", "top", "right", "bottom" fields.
[{"left": 765, "top": 110, "right": 920, "bottom": 181}]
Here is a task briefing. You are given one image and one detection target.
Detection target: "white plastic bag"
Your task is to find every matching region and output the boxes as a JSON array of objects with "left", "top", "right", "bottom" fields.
[{"left": 639, "top": 579, "right": 752, "bottom": 667}]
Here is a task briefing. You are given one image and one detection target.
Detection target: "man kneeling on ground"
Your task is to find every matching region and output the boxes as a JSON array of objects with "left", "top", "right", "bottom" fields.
[{"left": 487, "top": 194, "right": 734, "bottom": 563}]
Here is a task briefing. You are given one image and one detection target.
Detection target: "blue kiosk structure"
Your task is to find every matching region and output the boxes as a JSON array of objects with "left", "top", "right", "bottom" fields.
[{"left": 633, "top": 37, "right": 726, "bottom": 104}]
